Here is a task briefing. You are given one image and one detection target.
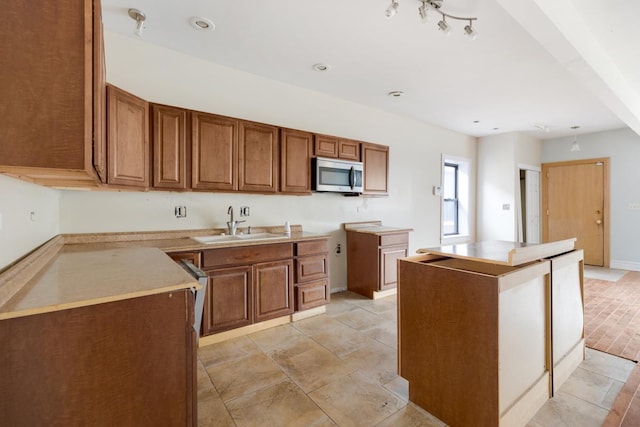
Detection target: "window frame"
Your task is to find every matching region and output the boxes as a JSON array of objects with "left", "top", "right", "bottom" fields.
[
  {"left": 443, "top": 162, "right": 459, "bottom": 236},
  {"left": 440, "top": 154, "right": 471, "bottom": 244}
]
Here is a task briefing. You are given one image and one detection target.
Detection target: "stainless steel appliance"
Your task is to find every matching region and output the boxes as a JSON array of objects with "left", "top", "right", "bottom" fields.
[
  {"left": 179, "top": 260, "right": 207, "bottom": 344},
  {"left": 312, "top": 157, "right": 364, "bottom": 194}
]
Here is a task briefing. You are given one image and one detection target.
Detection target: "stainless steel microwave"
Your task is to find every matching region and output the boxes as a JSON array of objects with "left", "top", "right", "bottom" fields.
[{"left": 312, "top": 157, "right": 364, "bottom": 194}]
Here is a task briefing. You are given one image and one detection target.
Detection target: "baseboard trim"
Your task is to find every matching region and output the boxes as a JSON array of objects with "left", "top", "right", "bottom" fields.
[{"left": 610, "top": 260, "right": 640, "bottom": 272}]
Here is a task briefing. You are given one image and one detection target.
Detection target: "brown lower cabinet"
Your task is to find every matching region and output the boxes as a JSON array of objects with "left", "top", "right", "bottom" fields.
[
  {"left": 201, "top": 243, "right": 294, "bottom": 335},
  {"left": 294, "top": 239, "right": 330, "bottom": 310},
  {"left": 0, "top": 290, "right": 197, "bottom": 426}
]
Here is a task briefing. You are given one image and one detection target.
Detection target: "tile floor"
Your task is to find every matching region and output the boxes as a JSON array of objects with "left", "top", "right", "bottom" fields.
[{"left": 197, "top": 291, "right": 636, "bottom": 426}]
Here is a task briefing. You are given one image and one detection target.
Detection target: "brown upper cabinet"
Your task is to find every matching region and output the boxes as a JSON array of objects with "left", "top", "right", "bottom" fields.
[
  {"left": 107, "top": 85, "right": 150, "bottom": 188},
  {"left": 238, "top": 121, "right": 279, "bottom": 193},
  {"left": 151, "top": 104, "right": 189, "bottom": 190},
  {"left": 0, "top": 0, "right": 106, "bottom": 187},
  {"left": 280, "top": 129, "right": 313, "bottom": 194},
  {"left": 362, "top": 142, "right": 389, "bottom": 195},
  {"left": 191, "top": 112, "right": 238, "bottom": 191},
  {"left": 314, "top": 135, "right": 360, "bottom": 161}
]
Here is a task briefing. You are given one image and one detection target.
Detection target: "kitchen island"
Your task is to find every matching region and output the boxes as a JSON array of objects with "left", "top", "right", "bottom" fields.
[{"left": 398, "top": 239, "right": 584, "bottom": 427}]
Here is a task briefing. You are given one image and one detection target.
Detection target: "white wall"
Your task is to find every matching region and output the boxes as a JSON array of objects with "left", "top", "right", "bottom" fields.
[
  {"left": 0, "top": 175, "right": 59, "bottom": 270},
  {"left": 477, "top": 132, "right": 542, "bottom": 241},
  {"left": 542, "top": 127, "right": 640, "bottom": 271},
  {"left": 55, "top": 32, "right": 477, "bottom": 292}
]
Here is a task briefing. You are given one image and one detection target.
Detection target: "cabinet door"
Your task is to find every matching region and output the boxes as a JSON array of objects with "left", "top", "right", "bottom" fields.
[
  {"left": 280, "top": 128, "right": 312, "bottom": 194},
  {"left": 338, "top": 139, "right": 360, "bottom": 161},
  {"left": 362, "top": 142, "right": 389, "bottom": 195},
  {"left": 238, "top": 121, "right": 278, "bottom": 193},
  {"left": 192, "top": 112, "right": 238, "bottom": 191},
  {"left": 379, "top": 245, "right": 407, "bottom": 291},
  {"left": 203, "top": 265, "right": 252, "bottom": 335},
  {"left": 152, "top": 104, "right": 188, "bottom": 189},
  {"left": 254, "top": 259, "right": 294, "bottom": 323},
  {"left": 93, "top": 2, "right": 107, "bottom": 183},
  {"left": 107, "top": 85, "right": 150, "bottom": 187},
  {"left": 314, "top": 135, "right": 339, "bottom": 158}
]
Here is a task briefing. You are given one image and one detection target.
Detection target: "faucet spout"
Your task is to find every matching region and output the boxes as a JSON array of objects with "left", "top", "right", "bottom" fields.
[{"left": 226, "top": 205, "right": 245, "bottom": 235}]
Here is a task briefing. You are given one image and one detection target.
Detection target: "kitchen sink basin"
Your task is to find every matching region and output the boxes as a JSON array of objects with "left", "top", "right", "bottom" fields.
[
  {"left": 193, "top": 232, "right": 289, "bottom": 244},
  {"left": 234, "top": 232, "right": 288, "bottom": 241}
]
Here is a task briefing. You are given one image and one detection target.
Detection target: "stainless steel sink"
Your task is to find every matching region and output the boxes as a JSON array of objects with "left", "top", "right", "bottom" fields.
[{"left": 193, "top": 232, "right": 288, "bottom": 244}]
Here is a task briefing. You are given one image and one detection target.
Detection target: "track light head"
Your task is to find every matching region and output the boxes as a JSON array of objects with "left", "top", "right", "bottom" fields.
[
  {"left": 437, "top": 18, "right": 452, "bottom": 35},
  {"left": 464, "top": 23, "right": 477, "bottom": 40},
  {"left": 385, "top": 0, "right": 399, "bottom": 18},
  {"left": 418, "top": 1, "right": 429, "bottom": 22}
]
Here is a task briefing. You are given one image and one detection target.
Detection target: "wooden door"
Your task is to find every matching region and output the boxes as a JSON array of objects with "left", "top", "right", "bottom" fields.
[
  {"left": 107, "top": 85, "right": 149, "bottom": 187},
  {"left": 362, "top": 142, "right": 389, "bottom": 195},
  {"left": 152, "top": 104, "right": 188, "bottom": 190},
  {"left": 338, "top": 139, "right": 360, "bottom": 161},
  {"left": 380, "top": 245, "right": 407, "bottom": 291},
  {"left": 238, "top": 121, "right": 278, "bottom": 193},
  {"left": 254, "top": 259, "right": 293, "bottom": 322},
  {"left": 280, "top": 128, "right": 312, "bottom": 194},
  {"left": 542, "top": 158, "right": 609, "bottom": 266},
  {"left": 191, "top": 112, "right": 238, "bottom": 191},
  {"left": 93, "top": 1, "right": 107, "bottom": 183},
  {"left": 314, "top": 135, "right": 339, "bottom": 158},
  {"left": 203, "top": 266, "right": 252, "bottom": 335}
]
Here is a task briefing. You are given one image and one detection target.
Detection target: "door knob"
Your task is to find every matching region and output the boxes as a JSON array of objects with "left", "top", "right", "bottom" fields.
[{"left": 596, "top": 219, "right": 602, "bottom": 225}]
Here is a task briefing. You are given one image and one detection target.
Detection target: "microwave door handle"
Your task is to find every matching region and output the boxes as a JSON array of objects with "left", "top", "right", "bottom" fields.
[{"left": 349, "top": 167, "right": 355, "bottom": 189}]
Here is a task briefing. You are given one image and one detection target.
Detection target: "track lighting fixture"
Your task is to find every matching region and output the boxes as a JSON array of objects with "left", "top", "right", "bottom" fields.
[
  {"left": 386, "top": 0, "right": 478, "bottom": 38},
  {"left": 128, "top": 8, "right": 146, "bottom": 37},
  {"left": 385, "top": 0, "right": 400, "bottom": 19}
]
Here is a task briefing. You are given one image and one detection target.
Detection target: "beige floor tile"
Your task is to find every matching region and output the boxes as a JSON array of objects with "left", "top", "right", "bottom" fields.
[
  {"left": 198, "top": 335, "right": 260, "bottom": 368},
  {"left": 269, "top": 336, "right": 355, "bottom": 393},
  {"left": 309, "top": 371, "right": 406, "bottom": 427},
  {"left": 363, "top": 319, "right": 397, "bottom": 348},
  {"left": 559, "top": 366, "right": 623, "bottom": 409},
  {"left": 531, "top": 391, "right": 610, "bottom": 427},
  {"left": 206, "top": 352, "right": 287, "bottom": 401},
  {"left": 342, "top": 340, "right": 399, "bottom": 386},
  {"left": 226, "top": 380, "right": 335, "bottom": 427},
  {"left": 293, "top": 315, "right": 348, "bottom": 336},
  {"left": 349, "top": 298, "right": 397, "bottom": 316},
  {"left": 383, "top": 375, "right": 409, "bottom": 402},
  {"left": 249, "top": 323, "right": 304, "bottom": 353},
  {"left": 334, "top": 307, "right": 384, "bottom": 331},
  {"left": 581, "top": 348, "right": 636, "bottom": 383},
  {"left": 197, "top": 388, "right": 235, "bottom": 427},
  {"left": 376, "top": 402, "right": 446, "bottom": 427}
]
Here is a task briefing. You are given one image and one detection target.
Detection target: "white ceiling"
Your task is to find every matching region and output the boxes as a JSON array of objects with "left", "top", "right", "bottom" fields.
[{"left": 101, "top": 0, "right": 640, "bottom": 140}]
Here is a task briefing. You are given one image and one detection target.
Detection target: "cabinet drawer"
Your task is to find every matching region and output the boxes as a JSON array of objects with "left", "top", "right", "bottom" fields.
[
  {"left": 167, "top": 251, "right": 201, "bottom": 268},
  {"left": 296, "top": 255, "right": 328, "bottom": 283},
  {"left": 296, "top": 239, "right": 329, "bottom": 256},
  {"left": 203, "top": 243, "right": 293, "bottom": 268},
  {"left": 295, "top": 280, "right": 330, "bottom": 311},
  {"left": 379, "top": 233, "right": 408, "bottom": 247}
]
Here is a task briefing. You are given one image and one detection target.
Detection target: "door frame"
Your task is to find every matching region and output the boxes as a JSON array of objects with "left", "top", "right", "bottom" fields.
[{"left": 541, "top": 157, "right": 610, "bottom": 267}]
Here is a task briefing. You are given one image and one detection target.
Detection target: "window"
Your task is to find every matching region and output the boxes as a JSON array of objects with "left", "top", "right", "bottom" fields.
[
  {"left": 441, "top": 155, "right": 470, "bottom": 243},
  {"left": 443, "top": 163, "right": 459, "bottom": 235}
]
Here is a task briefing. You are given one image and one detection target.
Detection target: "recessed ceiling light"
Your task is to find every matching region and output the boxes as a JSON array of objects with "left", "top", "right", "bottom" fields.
[
  {"left": 388, "top": 91, "right": 404, "bottom": 98},
  {"left": 312, "top": 63, "right": 331, "bottom": 72},
  {"left": 189, "top": 17, "right": 215, "bottom": 31},
  {"left": 473, "top": 120, "right": 480, "bottom": 123}
]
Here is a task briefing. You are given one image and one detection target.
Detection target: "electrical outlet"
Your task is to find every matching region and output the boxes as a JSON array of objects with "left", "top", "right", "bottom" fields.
[
  {"left": 174, "top": 206, "right": 187, "bottom": 218},
  {"left": 240, "top": 206, "right": 250, "bottom": 217},
  {"left": 30, "top": 211, "right": 36, "bottom": 222}
]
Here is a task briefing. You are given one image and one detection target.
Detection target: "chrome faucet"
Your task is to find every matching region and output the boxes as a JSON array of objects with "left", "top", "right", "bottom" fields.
[{"left": 226, "top": 206, "right": 245, "bottom": 235}]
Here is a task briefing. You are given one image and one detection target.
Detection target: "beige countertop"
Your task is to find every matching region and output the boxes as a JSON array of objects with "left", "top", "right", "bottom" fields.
[
  {"left": 0, "top": 247, "right": 199, "bottom": 320},
  {"left": 343, "top": 221, "right": 413, "bottom": 235},
  {"left": 416, "top": 239, "right": 577, "bottom": 266},
  {"left": 0, "top": 226, "right": 331, "bottom": 320}
]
